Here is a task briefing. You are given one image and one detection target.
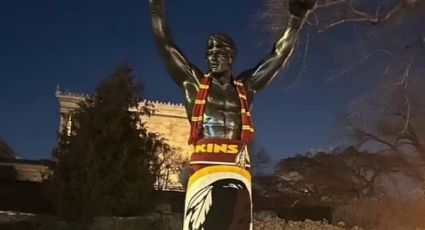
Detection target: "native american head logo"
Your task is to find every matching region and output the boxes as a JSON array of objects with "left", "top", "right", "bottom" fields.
[{"left": 185, "top": 179, "right": 251, "bottom": 230}]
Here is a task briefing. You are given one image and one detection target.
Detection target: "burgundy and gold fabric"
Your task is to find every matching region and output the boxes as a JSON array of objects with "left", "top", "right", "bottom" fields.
[
  {"left": 183, "top": 75, "right": 255, "bottom": 230},
  {"left": 184, "top": 139, "right": 252, "bottom": 230},
  {"left": 188, "top": 75, "right": 254, "bottom": 145}
]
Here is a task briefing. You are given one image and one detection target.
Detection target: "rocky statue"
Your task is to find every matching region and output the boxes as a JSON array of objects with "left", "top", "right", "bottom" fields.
[{"left": 149, "top": 0, "right": 316, "bottom": 229}]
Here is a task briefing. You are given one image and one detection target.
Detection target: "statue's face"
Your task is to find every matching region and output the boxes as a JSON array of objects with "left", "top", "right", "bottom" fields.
[{"left": 206, "top": 42, "right": 232, "bottom": 74}]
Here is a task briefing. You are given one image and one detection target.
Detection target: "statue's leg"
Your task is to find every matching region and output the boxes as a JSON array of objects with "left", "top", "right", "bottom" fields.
[
  {"left": 183, "top": 165, "right": 252, "bottom": 230},
  {"left": 183, "top": 140, "right": 252, "bottom": 230}
]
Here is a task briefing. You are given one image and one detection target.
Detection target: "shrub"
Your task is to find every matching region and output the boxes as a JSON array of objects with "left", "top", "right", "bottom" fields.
[{"left": 333, "top": 198, "right": 425, "bottom": 230}]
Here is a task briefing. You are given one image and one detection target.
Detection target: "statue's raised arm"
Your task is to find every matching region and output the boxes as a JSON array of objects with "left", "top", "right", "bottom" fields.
[
  {"left": 149, "top": 0, "right": 202, "bottom": 86},
  {"left": 239, "top": 0, "right": 316, "bottom": 92}
]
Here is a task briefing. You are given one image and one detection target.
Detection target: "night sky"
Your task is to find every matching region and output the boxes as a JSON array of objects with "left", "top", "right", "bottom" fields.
[{"left": 1, "top": 0, "right": 423, "bottom": 160}]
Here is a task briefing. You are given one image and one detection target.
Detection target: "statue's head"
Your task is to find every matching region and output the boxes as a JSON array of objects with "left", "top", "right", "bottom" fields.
[{"left": 206, "top": 33, "right": 237, "bottom": 74}]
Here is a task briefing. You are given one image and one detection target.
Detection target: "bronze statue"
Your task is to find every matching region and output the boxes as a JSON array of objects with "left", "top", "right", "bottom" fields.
[{"left": 149, "top": 0, "right": 315, "bottom": 229}]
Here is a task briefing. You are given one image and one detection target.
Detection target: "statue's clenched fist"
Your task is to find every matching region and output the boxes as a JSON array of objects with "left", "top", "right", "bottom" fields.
[
  {"left": 289, "top": 0, "right": 316, "bottom": 17},
  {"left": 149, "top": 0, "right": 165, "bottom": 13}
]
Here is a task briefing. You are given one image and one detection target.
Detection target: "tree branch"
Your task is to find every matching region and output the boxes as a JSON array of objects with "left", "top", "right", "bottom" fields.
[
  {"left": 318, "top": 0, "right": 410, "bottom": 32},
  {"left": 346, "top": 119, "right": 401, "bottom": 154}
]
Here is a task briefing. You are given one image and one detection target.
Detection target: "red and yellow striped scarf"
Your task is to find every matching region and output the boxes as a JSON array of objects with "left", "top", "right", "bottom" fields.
[{"left": 188, "top": 74, "right": 254, "bottom": 145}]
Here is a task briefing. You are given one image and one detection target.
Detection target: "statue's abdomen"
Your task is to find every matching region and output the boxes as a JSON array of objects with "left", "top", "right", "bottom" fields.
[{"left": 201, "top": 82, "right": 242, "bottom": 140}]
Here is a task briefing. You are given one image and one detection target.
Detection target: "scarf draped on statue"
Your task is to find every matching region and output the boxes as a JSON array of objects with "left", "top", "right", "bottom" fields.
[
  {"left": 188, "top": 74, "right": 255, "bottom": 145},
  {"left": 184, "top": 74, "right": 254, "bottom": 230}
]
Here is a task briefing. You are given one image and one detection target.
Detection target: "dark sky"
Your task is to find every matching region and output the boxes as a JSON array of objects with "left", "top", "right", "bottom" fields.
[{"left": 1, "top": 0, "right": 423, "bottom": 160}]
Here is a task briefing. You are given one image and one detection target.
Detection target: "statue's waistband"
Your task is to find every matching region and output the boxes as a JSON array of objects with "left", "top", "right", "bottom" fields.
[{"left": 190, "top": 138, "right": 250, "bottom": 168}]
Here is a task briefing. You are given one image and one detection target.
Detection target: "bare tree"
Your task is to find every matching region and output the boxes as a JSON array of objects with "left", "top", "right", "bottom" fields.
[
  {"left": 273, "top": 152, "right": 356, "bottom": 206},
  {"left": 345, "top": 60, "right": 425, "bottom": 160},
  {"left": 259, "top": 0, "right": 425, "bottom": 84},
  {"left": 256, "top": 0, "right": 425, "bottom": 204},
  {"left": 154, "top": 146, "right": 189, "bottom": 191},
  {"left": 340, "top": 147, "right": 419, "bottom": 198},
  {"left": 341, "top": 55, "right": 425, "bottom": 195},
  {"left": 261, "top": 0, "right": 425, "bottom": 34},
  {"left": 266, "top": 147, "right": 418, "bottom": 207}
]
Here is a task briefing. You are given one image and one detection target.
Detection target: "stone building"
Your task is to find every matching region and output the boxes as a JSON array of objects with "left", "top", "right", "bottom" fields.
[
  {"left": 56, "top": 90, "right": 191, "bottom": 190},
  {"left": 0, "top": 139, "right": 53, "bottom": 213},
  {"left": 0, "top": 138, "right": 18, "bottom": 160},
  {"left": 0, "top": 138, "right": 51, "bottom": 183}
]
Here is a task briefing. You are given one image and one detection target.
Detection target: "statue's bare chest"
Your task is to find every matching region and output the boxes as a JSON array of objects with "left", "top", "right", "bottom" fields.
[
  {"left": 205, "top": 81, "right": 240, "bottom": 114},
  {"left": 183, "top": 80, "right": 244, "bottom": 139}
]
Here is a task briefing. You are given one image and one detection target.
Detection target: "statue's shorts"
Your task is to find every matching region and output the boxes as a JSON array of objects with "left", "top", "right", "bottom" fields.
[{"left": 183, "top": 138, "right": 252, "bottom": 230}]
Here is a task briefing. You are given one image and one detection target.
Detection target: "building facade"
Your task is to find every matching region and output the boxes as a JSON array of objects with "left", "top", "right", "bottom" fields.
[
  {"left": 0, "top": 138, "right": 52, "bottom": 183},
  {"left": 56, "top": 90, "right": 192, "bottom": 190}
]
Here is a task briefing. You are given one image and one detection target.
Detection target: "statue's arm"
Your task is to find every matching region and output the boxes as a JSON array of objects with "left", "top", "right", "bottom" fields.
[
  {"left": 240, "top": 0, "right": 315, "bottom": 92},
  {"left": 149, "top": 0, "right": 202, "bottom": 86}
]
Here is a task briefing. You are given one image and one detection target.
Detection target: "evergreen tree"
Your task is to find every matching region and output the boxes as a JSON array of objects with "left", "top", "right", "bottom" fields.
[{"left": 52, "top": 64, "right": 167, "bottom": 220}]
